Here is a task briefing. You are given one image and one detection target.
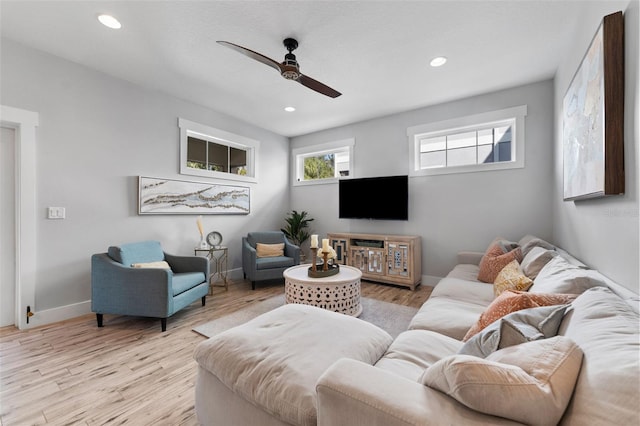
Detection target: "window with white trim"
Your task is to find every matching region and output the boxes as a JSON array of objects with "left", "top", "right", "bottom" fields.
[
  {"left": 408, "top": 105, "right": 527, "bottom": 176},
  {"left": 179, "top": 118, "right": 259, "bottom": 183},
  {"left": 292, "top": 138, "right": 355, "bottom": 186}
]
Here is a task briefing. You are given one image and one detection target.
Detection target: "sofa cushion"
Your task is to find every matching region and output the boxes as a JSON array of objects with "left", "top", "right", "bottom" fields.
[
  {"left": 477, "top": 243, "right": 522, "bottom": 283},
  {"left": 172, "top": 272, "right": 206, "bottom": 296},
  {"left": 530, "top": 256, "right": 607, "bottom": 295},
  {"left": 558, "top": 287, "right": 640, "bottom": 425},
  {"left": 193, "top": 304, "right": 392, "bottom": 426},
  {"left": 375, "top": 330, "right": 462, "bottom": 382},
  {"left": 256, "top": 242, "right": 285, "bottom": 258},
  {"left": 493, "top": 260, "right": 533, "bottom": 296},
  {"left": 463, "top": 290, "right": 577, "bottom": 341},
  {"left": 459, "top": 304, "right": 569, "bottom": 358},
  {"left": 107, "top": 240, "right": 164, "bottom": 266},
  {"left": 431, "top": 274, "right": 494, "bottom": 305},
  {"left": 521, "top": 246, "right": 557, "bottom": 280},
  {"left": 422, "top": 336, "right": 583, "bottom": 426},
  {"left": 409, "top": 297, "right": 489, "bottom": 340},
  {"left": 446, "top": 263, "right": 482, "bottom": 282},
  {"left": 256, "top": 256, "right": 295, "bottom": 270}
]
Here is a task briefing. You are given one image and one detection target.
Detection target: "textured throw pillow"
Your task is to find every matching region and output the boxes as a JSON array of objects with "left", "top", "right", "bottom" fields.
[
  {"left": 493, "top": 260, "right": 533, "bottom": 297},
  {"left": 477, "top": 244, "right": 523, "bottom": 283},
  {"left": 530, "top": 255, "right": 607, "bottom": 294},
  {"left": 256, "top": 243, "right": 285, "bottom": 258},
  {"left": 521, "top": 246, "right": 558, "bottom": 280},
  {"left": 421, "top": 336, "right": 584, "bottom": 426},
  {"left": 463, "top": 290, "right": 577, "bottom": 341},
  {"left": 459, "top": 304, "right": 569, "bottom": 358},
  {"left": 131, "top": 261, "right": 171, "bottom": 269}
]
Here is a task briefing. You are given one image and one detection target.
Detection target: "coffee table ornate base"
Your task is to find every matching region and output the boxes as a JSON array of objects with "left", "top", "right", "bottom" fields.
[{"left": 284, "top": 264, "right": 362, "bottom": 317}]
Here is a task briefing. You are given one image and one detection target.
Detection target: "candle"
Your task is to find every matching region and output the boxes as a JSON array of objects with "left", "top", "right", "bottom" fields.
[
  {"left": 322, "top": 238, "right": 330, "bottom": 252},
  {"left": 310, "top": 234, "right": 318, "bottom": 248}
]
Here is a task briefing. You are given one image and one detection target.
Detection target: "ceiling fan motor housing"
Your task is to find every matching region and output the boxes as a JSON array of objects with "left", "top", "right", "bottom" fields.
[{"left": 282, "top": 52, "right": 300, "bottom": 80}]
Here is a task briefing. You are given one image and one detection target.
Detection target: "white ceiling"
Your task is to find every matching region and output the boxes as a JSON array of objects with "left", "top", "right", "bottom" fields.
[{"left": 1, "top": 0, "right": 583, "bottom": 137}]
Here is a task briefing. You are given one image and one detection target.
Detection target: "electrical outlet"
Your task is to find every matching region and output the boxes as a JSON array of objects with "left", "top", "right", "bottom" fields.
[{"left": 47, "top": 207, "right": 66, "bottom": 219}]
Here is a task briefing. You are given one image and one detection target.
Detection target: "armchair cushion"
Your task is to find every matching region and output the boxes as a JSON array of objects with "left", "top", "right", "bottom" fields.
[
  {"left": 256, "top": 256, "right": 296, "bottom": 270},
  {"left": 173, "top": 272, "right": 206, "bottom": 296},
  {"left": 108, "top": 240, "right": 164, "bottom": 266}
]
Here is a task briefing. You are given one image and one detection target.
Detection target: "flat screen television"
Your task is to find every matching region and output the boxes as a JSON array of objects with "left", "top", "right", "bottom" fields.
[{"left": 338, "top": 175, "right": 409, "bottom": 220}]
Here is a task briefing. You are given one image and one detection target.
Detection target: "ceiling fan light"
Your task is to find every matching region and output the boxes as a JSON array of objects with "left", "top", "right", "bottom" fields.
[
  {"left": 98, "top": 14, "right": 122, "bottom": 29},
  {"left": 430, "top": 56, "right": 447, "bottom": 67},
  {"left": 284, "top": 106, "right": 296, "bottom": 112}
]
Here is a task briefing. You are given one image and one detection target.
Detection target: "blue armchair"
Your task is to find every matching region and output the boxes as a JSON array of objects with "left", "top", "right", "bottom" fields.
[
  {"left": 91, "top": 240, "right": 209, "bottom": 331},
  {"left": 242, "top": 231, "right": 300, "bottom": 290}
]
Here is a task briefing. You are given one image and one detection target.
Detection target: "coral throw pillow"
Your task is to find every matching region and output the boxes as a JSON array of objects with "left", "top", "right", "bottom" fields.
[
  {"left": 477, "top": 243, "right": 523, "bottom": 283},
  {"left": 256, "top": 243, "right": 285, "bottom": 258},
  {"left": 493, "top": 260, "right": 533, "bottom": 297},
  {"left": 463, "top": 290, "right": 577, "bottom": 341}
]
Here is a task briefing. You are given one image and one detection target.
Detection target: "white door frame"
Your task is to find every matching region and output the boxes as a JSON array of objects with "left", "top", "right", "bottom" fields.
[{"left": 1, "top": 105, "right": 38, "bottom": 329}]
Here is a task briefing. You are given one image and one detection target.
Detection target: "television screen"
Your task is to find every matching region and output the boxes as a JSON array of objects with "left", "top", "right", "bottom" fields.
[{"left": 338, "top": 175, "right": 409, "bottom": 220}]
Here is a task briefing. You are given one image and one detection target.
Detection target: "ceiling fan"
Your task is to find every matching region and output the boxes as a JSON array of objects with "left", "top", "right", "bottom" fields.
[{"left": 216, "top": 38, "right": 342, "bottom": 98}]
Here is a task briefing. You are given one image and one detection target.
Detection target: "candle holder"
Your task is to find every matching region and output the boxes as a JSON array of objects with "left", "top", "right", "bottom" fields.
[
  {"left": 307, "top": 248, "right": 339, "bottom": 278},
  {"left": 310, "top": 247, "right": 318, "bottom": 271}
]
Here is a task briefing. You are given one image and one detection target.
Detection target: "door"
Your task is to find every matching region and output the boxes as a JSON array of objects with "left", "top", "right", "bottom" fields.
[{"left": 1, "top": 126, "right": 16, "bottom": 326}]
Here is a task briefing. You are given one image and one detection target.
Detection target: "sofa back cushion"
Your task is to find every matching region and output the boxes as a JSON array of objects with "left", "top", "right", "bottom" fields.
[
  {"left": 107, "top": 240, "right": 164, "bottom": 266},
  {"left": 558, "top": 287, "right": 640, "bottom": 425},
  {"left": 247, "top": 231, "right": 286, "bottom": 248}
]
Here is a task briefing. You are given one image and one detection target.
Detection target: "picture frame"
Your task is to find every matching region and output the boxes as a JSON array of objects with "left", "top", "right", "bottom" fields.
[
  {"left": 138, "top": 176, "right": 250, "bottom": 215},
  {"left": 562, "top": 11, "right": 625, "bottom": 201}
]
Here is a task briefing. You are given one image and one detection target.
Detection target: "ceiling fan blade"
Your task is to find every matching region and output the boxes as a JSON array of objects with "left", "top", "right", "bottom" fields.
[
  {"left": 297, "top": 74, "right": 342, "bottom": 98},
  {"left": 217, "top": 41, "right": 283, "bottom": 73}
]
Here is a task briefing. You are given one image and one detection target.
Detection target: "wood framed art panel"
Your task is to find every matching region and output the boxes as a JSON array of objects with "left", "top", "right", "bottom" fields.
[
  {"left": 562, "top": 11, "right": 624, "bottom": 201},
  {"left": 138, "top": 176, "right": 250, "bottom": 215}
]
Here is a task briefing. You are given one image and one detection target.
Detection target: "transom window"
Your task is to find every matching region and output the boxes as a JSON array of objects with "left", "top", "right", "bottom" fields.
[
  {"left": 179, "top": 118, "right": 259, "bottom": 183},
  {"left": 292, "top": 138, "right": 355, "bottom": 186},
  {"left": 408, "top": 105, "right": 527, "bottom": 176}
]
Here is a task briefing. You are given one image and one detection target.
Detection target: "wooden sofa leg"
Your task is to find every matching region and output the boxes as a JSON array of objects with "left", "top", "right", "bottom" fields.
[
  {"left": 202, "top": 296, "right": 206, "bottom": 306},
  {"left": 96, "top": 313, "right": 103, "bottom": 327},
  {"left": 161, "top": 318, "right": 167, "bottom": 332}
]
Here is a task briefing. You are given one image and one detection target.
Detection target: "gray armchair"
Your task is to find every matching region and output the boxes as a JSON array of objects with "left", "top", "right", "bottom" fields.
[
  {"left": 91, "top": 240, "right": 209, "bottom": 331},
  {"left": 242, "top": 231, "right": 300, "bottom": 290}
]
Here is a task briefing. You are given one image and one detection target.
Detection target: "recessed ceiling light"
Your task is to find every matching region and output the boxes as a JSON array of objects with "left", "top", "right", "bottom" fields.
[
  {"left": 430, "top": 56, "right": 447, "bottom": 67},
  {"left": 98, "top": 14, "right": 122, "bottom": 29},
  {"left": 284, "top": 106, "right": 296, "bottom": 112}
]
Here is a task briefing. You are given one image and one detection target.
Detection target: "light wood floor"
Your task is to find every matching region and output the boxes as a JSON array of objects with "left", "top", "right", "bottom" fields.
[{"left": 0, "top": 279, "right": 432, "bottom": 426}]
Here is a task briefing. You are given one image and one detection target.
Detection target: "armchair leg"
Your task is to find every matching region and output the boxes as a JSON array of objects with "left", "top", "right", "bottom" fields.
[
  {"left": 96, "top": 313, "right": 103, "bottom": 327},
  {"left": 252, "top": 281, "right": 256, "bottom": 290},
  {"left": 201, "top": 296, "right": 206, "bottom": 306},
  {"left": 161, "top": 318, "right": 167, "bottom": 332}
]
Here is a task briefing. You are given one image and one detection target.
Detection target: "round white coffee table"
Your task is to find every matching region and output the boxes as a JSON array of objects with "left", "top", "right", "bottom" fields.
[{"left": 283, "top": 264, "right": 363, "bottom": 317}]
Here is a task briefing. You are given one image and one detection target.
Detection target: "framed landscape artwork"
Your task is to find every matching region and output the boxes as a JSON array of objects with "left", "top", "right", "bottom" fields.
[
  {"left": 562, "top": 11, "right": 625, "bottom": 201},
  {"left": 138, "top": 176, "right": 250, "bottom": 215}
]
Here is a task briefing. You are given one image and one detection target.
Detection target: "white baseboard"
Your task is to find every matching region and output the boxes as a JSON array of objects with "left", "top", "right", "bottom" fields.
[{"left": 24, "top": 300, "right": 92, "bottom": 329}]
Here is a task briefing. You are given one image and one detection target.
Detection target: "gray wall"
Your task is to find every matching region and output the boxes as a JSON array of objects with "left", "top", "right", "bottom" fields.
[
  {"left": 552, "top": 0, "right": 639, "bottom": 292},
  {"left": 290, "top": 80, "right": 556, "bottom": 281},
  {"left": 1, "top": 39, "right": 290, "bottom": 312}
]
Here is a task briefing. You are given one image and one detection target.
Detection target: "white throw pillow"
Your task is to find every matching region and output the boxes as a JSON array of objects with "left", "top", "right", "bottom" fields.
[{"left": 421, "top": 336, "right": 584, "bottom": 426}]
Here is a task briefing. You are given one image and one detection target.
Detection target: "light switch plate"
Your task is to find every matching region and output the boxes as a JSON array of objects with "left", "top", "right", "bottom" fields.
[{"left": 47, "top": 207, "right": 65, "bottom": 219}]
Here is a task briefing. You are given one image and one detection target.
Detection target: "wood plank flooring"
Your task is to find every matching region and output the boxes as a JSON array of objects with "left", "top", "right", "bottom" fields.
[{"left": 0, "top": 279, "right": 432, "bottom": 426}]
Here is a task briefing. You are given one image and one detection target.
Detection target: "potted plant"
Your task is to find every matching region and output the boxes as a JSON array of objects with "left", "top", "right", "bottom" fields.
[{"left": 281, "top": 210, "right": 314, "bottom": 261}]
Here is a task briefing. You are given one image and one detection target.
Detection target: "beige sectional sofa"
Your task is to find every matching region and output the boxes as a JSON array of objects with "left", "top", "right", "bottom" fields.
[{"left": 194, "top": 235, "right": 640, "bottom": 425}]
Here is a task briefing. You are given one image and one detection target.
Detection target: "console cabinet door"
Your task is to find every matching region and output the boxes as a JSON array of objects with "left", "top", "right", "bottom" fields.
[
  {"left": 349, "top": 247, "right": 368, "bottom": 273},
  {"left": 367, "top": 248, "right": 385, "bottom": 276},
  {"left": 330, "top": 238, "right": 348, "bottom": 265},
  {"left": 387, "top": 242, "right": 410, "bottom": 277}
]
